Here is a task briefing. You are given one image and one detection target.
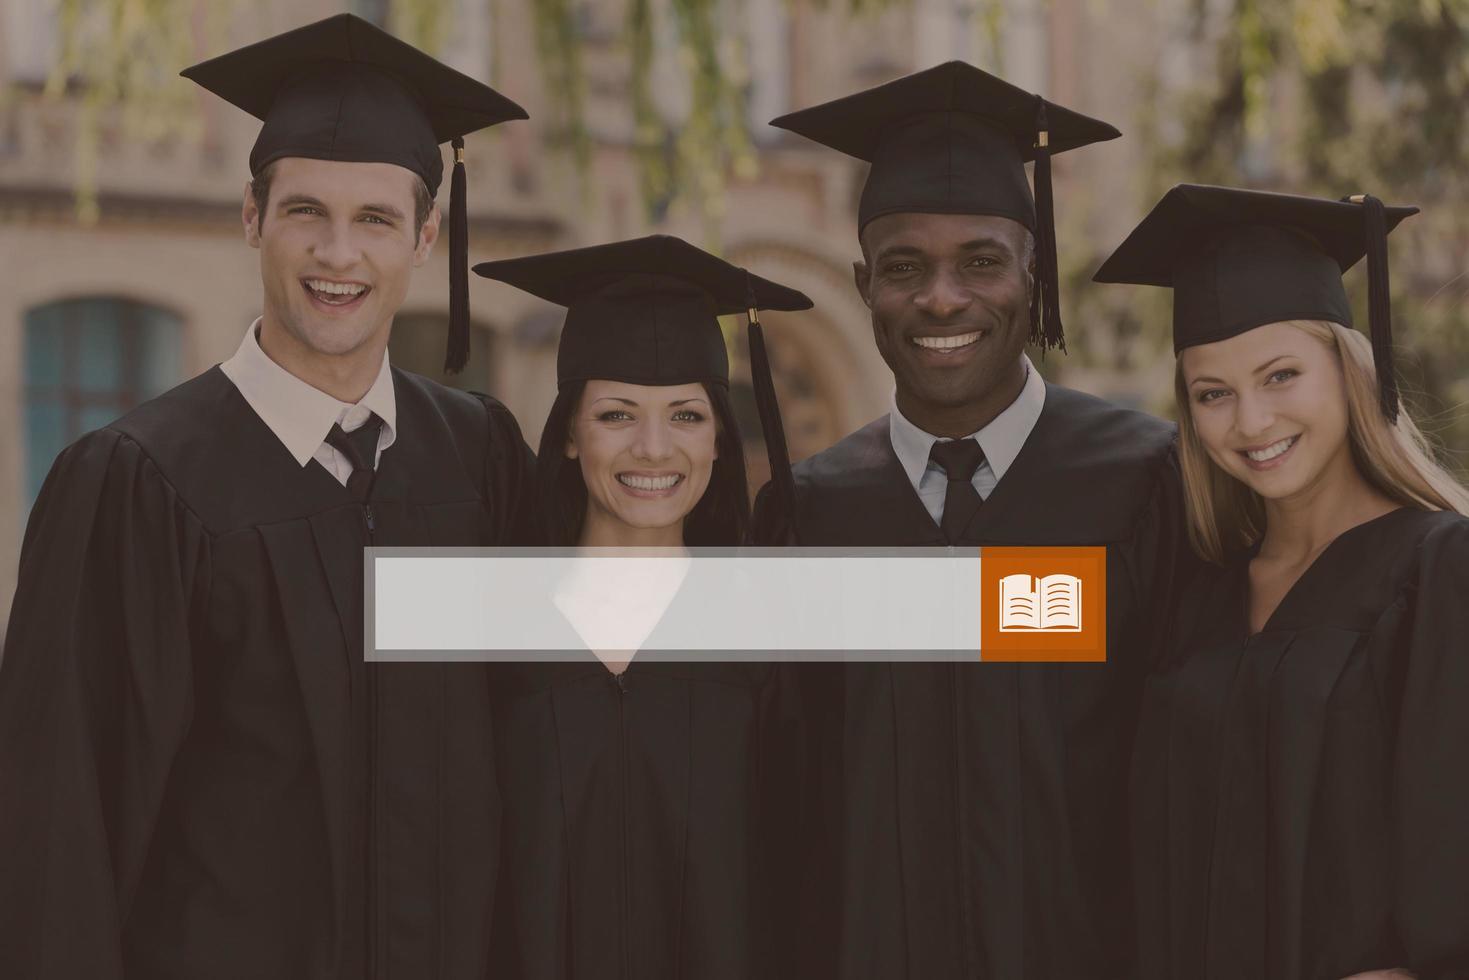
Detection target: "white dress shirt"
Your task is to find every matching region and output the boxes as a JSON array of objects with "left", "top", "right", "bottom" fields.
[
  {"left": 888, "top": 355, "right": 1047, "bottom": 524},
  {"left": 220, "top": 319, "right": 397, "bottom": 487}
]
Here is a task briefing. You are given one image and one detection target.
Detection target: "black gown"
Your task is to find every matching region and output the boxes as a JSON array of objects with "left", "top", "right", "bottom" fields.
[
  {"left": 0, "top": 366, "right": 536, "bottom": 980},
  {"left": 489, "top": 574, "right": 805, "bottom": 980},
  {"left": 1132, "top": 506, "right": 1469, "bottom": 980},
  {"left": 753, "top": 382, "right": 1190, "bottom": 979}
]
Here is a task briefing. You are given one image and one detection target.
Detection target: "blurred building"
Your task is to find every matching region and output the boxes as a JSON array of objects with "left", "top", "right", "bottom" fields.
[{"left": 0, "top": 0, "right": 1207, "bottom": 630}]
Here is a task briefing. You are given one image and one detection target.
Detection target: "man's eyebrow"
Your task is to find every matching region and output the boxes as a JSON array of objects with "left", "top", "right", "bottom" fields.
[
  {"left": 276, "top": 194, "right": 326, "bottom": 210},
  {"left": 956, "top": 237, "right": 1013, "bottom": 254},
  {"left": 874, "top": 238, "right": 1014, "bottom": 263},
  {"left": 272, "top": 196, "right": 407, "bottom": 222},
  {"left": 360, "top": 202, "right": 407, "bottom": 221},
  {"left": 873, "top": 244, "right": 927, "bottom": 263}
]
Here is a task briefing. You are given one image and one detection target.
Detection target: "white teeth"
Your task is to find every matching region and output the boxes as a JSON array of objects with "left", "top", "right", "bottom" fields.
[
  {"left": 1246, "top": 436, "right": 1297, "bottom": 462},
  {"left": 305, "top": 279, "right": 368, "bottom": 297},
  {"left": 912, "top": 331, "right": 982, "bottom": 350},
  {"left": 618, "top": 474, "right": 682, "bottom": 491}
]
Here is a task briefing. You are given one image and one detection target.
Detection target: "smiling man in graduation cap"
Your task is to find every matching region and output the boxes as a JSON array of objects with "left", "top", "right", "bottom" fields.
[
  {"left": 752, "top": 63, "right": 1192, "bottom": 978},
  {"left": 0, "top": 14, "right": 535, "bottom": 979}
]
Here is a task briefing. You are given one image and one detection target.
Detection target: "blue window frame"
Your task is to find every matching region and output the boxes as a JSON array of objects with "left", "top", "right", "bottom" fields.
[{"left": 23, "top": 297, "right": 182, "bottom": 509}]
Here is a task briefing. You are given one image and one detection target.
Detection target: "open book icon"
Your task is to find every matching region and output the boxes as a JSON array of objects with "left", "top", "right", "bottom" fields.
[{"left": 998, "top": 573, "right": 1082, "bottom": 632}]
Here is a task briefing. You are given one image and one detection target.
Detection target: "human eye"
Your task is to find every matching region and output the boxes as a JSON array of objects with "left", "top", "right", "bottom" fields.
[
  {"left": 884, "top": 260, "right": 919, "bottom": 276},
  {"left": 287, "top": 205, "right": 323, "bottom": 217},
  {"left": 1196, "top": 388, "right": 1230, "bottom": 404},
  {"left": 596, "top": 409, "right": 634, "bottom": 422},
  {"left": 966, "top": 255, "right": 998, "bottom": 268},
  {"left": 1267, "top": 368, "right": 1299, "bottom": 384},
  {"left": 671, "top": 408, "right": 707, "bottom": 423}
]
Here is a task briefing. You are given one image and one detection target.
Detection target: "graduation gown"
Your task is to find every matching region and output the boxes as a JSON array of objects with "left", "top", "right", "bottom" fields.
[
  {"left": 1132, "top": 506, "right": 1469, "bottom": 980},
  {"left": 753, "top": 383, "right": 1188, "bottom": 979},
  {"left": 489, "top": 580, "right": 804, "bottom": 980},
  {"left": 0, "top": 366, "right": 535, "bottom": 980}
]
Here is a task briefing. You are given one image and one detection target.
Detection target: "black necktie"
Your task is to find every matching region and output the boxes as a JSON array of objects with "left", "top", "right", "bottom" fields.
[
  {"left": 929, "top": 438, "right": 985, "bottom": 543},
  {"left": 324, "top": 414, "right": 383, "bottom": 501}
]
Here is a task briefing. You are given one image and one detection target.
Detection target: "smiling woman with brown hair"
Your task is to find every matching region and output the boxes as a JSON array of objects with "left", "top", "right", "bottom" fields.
[
  {"left": 474, "top": 236, "right": 811, "bottom": 979},
  {"left": 1097, "top": 184, "right": 1469, "bottom": 980},
  {"left": 535, "top": 375, "right": 749, "bottom": 550}
]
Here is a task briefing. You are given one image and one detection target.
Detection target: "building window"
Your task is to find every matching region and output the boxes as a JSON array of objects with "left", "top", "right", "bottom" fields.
[
  {"left": 746, "top": 0, "right": 791, "bottom": 139},
  {"left": 365, "top": 0, "right": 493, "bottom": 79},
  {"left": 350, "top": 0, "right": 390, "bottom": 27},
  {"left": 4, "top": 0, "right": 58, "bottom": 87},
  {"left": 23, "top": 297, "right": 183, "bottom": 508},
  {"left": 387, "top": 312, "right": 498, "bottom": 393}
]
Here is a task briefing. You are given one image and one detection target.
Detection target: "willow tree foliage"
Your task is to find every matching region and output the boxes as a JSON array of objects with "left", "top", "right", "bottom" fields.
[
  {"left": 1151, "top": 0, "right": 1469, "bottom": 460},
  {"left": 26, "top": 0, "right": 1469, "bottom": 457},
  {"left": 36, "top": 0, "right": 235, "bottom": 221}
]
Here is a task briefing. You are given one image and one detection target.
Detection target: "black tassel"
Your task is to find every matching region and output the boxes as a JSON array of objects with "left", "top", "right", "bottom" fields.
[
  {"left": 1341, "top": 194, "right": 1400, "bottom": 421},
  {"left": 746, "top": 275, "right": 799, "bottom": 543},
  {"left": 1031, "top": 97, "right": 1066, "bottom": 353},
  {"left": 1354, "top": 194, "right": 1399, "bottom": 423},
  {"left": 444, "top": 136, "right": 470, "bottom": 375}
]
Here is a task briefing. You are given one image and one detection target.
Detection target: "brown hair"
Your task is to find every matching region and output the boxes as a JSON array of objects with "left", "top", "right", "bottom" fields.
[{"left": 1176, "top": 319, "right": 1469, "bottom": 563}]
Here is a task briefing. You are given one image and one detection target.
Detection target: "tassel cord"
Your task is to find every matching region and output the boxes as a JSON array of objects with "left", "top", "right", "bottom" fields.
[
  {"left": 745, "top": 277, "right": 800, "bottom": 543},
  {"left": 1032, "top": 97, "right": 1066, "bottom": 353},
  {"left": 445, "top": 136, "right": 471, "bottom": 374}
]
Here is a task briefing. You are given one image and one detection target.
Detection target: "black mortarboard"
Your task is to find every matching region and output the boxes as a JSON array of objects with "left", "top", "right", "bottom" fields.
[
  {"left": 1094, "top": 184, "right": 1418, "bottom": 420},
  {"left": 475, "top": 235, "right": 813, "bottom": 528},
  {"left": 770, "top": 61, "right": 1120, "bottom": 351},
  {"left": 182, "top": 13, "right": 527, "bottom": 373}
]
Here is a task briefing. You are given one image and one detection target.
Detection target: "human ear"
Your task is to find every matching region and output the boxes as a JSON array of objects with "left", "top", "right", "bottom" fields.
[
  {"left": 242, "top": 182, "right": 262, "bottom": 248},
  {"left": 852, "top": 259, "right": 872, "bottom": 308},
  {"left": 414, "top": 204, "right": 441, "bottom": 266}
]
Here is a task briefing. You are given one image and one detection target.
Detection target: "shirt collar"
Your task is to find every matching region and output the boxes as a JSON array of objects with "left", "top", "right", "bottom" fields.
[
  {"left": 888, "top": 354, "right": 1047, "bottom": 490},
  {"left": 219, "top": 318, "right": 398, "bottom": 467}
]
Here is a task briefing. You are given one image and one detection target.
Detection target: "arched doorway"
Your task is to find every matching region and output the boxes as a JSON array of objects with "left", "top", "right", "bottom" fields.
[{"left": 728, "top": 308, "right": 845, "bottom": 493}]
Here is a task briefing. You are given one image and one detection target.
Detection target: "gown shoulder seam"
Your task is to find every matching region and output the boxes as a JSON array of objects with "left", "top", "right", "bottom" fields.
[{"left": 97, "top": 426, "right": 220, "bottom": 540}]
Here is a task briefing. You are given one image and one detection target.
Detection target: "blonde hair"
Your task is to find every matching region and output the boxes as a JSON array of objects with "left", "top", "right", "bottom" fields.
[{"left": 1176, "top": 319, "right": 1469, "bottom": 563}]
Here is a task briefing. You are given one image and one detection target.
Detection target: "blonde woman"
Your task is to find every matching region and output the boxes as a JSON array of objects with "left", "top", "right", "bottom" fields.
[{"left": 1097, "top": 185, "right": 1469, "bottom": 980}]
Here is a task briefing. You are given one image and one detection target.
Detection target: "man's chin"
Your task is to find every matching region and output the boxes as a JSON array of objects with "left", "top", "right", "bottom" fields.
[
  {"left": 904, "top": 367, "right": 991, "bottom": 402},
  {"left": 287, "top": 313, "right": 383, "bottom": 360}
]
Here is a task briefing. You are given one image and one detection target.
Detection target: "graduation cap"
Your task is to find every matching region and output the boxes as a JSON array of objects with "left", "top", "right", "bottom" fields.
[
  {"left": 1094, "top": 183, "right": 1418, "bottom": 421},
  {"left": 770, "top": 61, "right": 1120, "bottom": 352},
  {"left": 182, "top": 13, "right": 528, "bottom": 373},
  {"left": 474, "top": 235, "right": 813, "bottom": 526}
]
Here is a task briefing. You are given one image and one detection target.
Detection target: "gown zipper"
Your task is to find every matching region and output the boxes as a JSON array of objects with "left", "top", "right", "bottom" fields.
[
  {"left": 615, "top": 671, "right": 631, "bottom": 979},
  {"left": 362, "top": 500, "right": 379, "bottom": 979}
]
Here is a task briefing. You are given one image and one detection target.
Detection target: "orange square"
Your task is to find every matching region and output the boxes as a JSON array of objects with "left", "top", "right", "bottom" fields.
[{"left": 980, "top": 546, "right": 1107, "bottom": 662}]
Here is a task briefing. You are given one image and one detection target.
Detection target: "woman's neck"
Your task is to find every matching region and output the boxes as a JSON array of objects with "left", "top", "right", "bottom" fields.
[{"left": 1258, "top": 451, "right": 1400, "bottom": 564}]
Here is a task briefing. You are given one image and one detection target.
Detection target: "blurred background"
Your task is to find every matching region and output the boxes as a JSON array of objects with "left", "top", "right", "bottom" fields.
[{"left": 1, "top": 0, "right": 1467, "bottom": 629}]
